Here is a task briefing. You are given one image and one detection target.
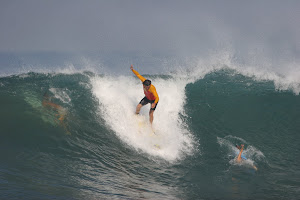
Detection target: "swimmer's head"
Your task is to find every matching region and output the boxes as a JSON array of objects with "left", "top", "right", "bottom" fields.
[{"left": 236, "top": 144, "right": 244, "bottom": 150}]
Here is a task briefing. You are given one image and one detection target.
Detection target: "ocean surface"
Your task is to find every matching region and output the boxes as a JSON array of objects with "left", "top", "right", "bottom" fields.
[{"left": 0, "top": 53, "right": 300, "bottom": 200}]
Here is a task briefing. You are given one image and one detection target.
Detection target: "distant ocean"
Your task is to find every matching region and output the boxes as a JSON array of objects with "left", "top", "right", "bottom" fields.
[{"left": 0, "top": 52, "right": 299, "bottom": 199}]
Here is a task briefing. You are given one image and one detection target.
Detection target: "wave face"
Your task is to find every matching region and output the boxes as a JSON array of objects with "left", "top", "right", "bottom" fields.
[{"left": 1, "top": 70, "right": 299, "bottom": 199}]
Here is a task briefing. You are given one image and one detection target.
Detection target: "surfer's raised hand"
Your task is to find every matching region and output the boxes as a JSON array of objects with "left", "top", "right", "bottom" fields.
[{"left": 130, "top": 65, "right": 133, "bottom": 70}]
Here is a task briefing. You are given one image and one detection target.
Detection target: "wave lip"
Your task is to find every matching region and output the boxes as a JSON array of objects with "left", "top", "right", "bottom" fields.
[{"left": 167, "top": 50, "right": 300, "bottom": 95}]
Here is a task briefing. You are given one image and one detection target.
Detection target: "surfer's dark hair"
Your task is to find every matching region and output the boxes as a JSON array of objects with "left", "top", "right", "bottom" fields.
[{"left": 143, "top": 79, "right": 151, "bottom": 86}]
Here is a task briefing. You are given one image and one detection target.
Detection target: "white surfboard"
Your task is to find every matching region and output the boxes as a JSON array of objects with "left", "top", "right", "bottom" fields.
[{"left": 134, "top": 114, "right": 161, "bottom": 149}]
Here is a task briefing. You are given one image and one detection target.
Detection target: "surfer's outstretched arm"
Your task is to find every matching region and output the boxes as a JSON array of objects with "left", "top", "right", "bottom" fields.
[
  {"left": 237, "top": 144, "right": 244, "bottom": 162},
  {"left": 130, "top": 65, "right": 146, "bottom": 82}
]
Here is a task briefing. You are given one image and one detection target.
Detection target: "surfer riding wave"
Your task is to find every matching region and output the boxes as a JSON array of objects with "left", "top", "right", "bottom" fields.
[{"left": 130, "top": 65, "right": 159, "bottom": 125}]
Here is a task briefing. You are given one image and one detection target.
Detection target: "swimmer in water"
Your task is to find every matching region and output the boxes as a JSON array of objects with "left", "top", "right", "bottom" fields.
[
  {"left": 42, "top": 92, "right": 70, "bottom": 134},
  {"left": 236, "top": 144, "right": 258, "bottom": 170}
]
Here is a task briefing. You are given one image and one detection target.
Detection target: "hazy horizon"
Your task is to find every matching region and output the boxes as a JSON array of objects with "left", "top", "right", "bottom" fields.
[{"left": 1, "top": 0, "right": 299, "bottom": 57}]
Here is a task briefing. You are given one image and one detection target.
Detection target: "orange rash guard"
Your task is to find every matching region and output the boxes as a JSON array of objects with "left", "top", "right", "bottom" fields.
[{"left": 132, "top": 69, "right": 159, "bottom": 104}]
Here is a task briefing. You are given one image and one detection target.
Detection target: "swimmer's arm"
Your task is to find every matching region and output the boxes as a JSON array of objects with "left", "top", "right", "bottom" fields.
[
  {"left": 237, "top": 144, "right": 244, "bottom": 161},
  {"left": 130, "top": 65, "right": 146, "bottom": 82}
]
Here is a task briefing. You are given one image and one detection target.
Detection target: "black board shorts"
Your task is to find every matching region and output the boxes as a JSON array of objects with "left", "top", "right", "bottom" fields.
[{"left": 139, "top": 97, "right": 158, "bottom": 110}]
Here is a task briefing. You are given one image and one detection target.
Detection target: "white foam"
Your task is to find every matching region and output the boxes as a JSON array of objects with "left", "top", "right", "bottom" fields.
[
  {"left": 49, "top": 88, "right": 71, "bottom": 104},
  {"left": 217, "top": 136, "right": 265, "bottom": 169},
  {"left": 91, "top": 75, "right": 195, "bottom": 162},
  {"left": 54, "top": 57, "right": 104, "bottom": 75},
  {"left": 168, "top": 49, "right": 300, "bottom": 95}
]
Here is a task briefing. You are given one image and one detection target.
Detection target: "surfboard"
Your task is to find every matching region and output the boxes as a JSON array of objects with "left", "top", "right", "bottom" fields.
[{"left": 134, "top": 114, "right": 161, "bottom": 149}]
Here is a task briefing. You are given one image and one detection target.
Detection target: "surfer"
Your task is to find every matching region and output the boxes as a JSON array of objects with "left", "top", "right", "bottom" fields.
[
  {"left": 236, "top": 144, "right": 258, "bottom": 170},
  {"left": 130, "top": 65, "right": 159, "bottom": 124},
  {"left": 42, "top": 92, "right": 70, "bottom": 134}
]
